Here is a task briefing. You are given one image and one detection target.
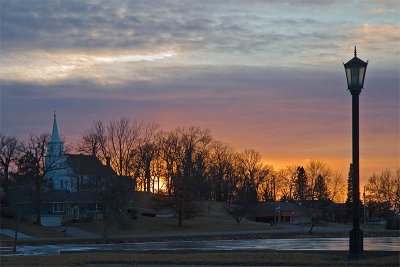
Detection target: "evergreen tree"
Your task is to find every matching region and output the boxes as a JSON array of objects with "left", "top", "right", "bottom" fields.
[
  {"left": 314, "top": 174, "right": 329, "bottom": 201},
  {"left": 345, "top": 163, "right": 353, "bottom": 222},
  {"left": 294, "top": 166, "right": 309, "bottom": 202}
]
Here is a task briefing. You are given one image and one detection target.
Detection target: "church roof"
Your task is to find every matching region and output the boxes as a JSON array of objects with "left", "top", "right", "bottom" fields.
[
  {"left": 49, "top": 111, "right": 63, "bottom": 143},
  {"left": 65, "top": 154, "right": 116, "bottom": 177}
]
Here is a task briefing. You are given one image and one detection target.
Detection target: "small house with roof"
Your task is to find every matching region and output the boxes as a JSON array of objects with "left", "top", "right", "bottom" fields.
[
  {"left": 248, "top": 202, "right": 320, "bottom": 225},
  {"left": 5, "top": 186, "right": 104, "bottom": 226}
]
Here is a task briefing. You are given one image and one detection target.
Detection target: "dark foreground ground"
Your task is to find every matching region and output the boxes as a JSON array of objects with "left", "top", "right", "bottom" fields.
[{"left": 1, "top": 250, "right": 399, "bottom": 266}]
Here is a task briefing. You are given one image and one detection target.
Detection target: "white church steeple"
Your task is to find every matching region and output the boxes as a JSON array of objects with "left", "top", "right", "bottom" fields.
[
  {"left": 45, "top": 111, "right": 68, "bottom": 190},
  {"left": 47, "top": 111, "right": 64, "bottom": 157}
]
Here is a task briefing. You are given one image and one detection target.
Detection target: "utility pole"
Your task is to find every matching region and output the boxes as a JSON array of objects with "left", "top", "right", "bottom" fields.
[
  {"left": 64, "top": 181, "right": 69, "bottom": 237},
  {"left": 13, "top": 205, "right": 20, "bottom": 252}
]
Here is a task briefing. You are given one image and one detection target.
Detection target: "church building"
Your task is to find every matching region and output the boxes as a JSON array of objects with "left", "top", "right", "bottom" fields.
[{"left": 45, "top": 112, "right": 116, "bottom": 192}]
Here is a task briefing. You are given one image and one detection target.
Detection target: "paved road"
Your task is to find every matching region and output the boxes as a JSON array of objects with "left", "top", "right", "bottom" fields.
[{"left": 1, "top": 237, "right": 398, "bottom": 256}]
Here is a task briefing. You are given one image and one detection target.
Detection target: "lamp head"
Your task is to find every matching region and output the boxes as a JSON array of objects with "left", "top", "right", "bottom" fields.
[{"left": 344, "top": 46, "right": 368, "bottom": 95}]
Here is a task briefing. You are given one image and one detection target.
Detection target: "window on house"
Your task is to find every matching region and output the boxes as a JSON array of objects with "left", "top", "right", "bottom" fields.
[
  {"left": 53, "top": 203, "right": 64, "bottom": 213},
  {"left": 86, "top": 203, "right": 99, "bottom": 212}
]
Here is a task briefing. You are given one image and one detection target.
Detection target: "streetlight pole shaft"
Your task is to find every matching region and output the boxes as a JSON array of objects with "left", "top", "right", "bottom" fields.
[
  {"left": 352, "top": 93, "right": 360, "bottom": 230},
  {"left": 349, "top": 92, "right": 363, "bottom": 257}
]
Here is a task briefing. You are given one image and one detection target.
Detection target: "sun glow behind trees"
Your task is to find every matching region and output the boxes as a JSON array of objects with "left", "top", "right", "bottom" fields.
[
  {"left": 2, "top": 120, "right": 398, "bottom": 209},
  {"left": 76, "top": 117, "right": 348, "bottom": 203}
]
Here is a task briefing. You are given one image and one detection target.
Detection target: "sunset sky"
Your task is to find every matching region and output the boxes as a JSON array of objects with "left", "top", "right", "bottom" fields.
[{"left": 1, "top": 0, "right": 399, "bottom": 184}]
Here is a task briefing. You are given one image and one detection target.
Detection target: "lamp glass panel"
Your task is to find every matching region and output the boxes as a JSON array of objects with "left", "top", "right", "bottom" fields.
[
  {"left": 351, "top": 67, "right": 359, "bottom": 86},
  {"left": 358, "top": 67, "right": 365, "bottom": 86},
  {"left": 346, "top": 68, "right": 352, "bottom": 86}
]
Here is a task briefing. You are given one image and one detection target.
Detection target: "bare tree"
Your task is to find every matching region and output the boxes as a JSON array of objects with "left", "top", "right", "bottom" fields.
[
  {"left": 306, "top": 160, "right": 331, "bottom": 203},
  {"left": 151, "top": 154, "right": 164, "bottom": 193},
  {"left": 98, "top": 173, "right": 119, "bottom": 240},
  {"left": 78, "top": 120, "right": 109, "bottom": 162},
  {"left": 328, "top": 170, "right": 345, "bottom": 203},
  {"left": 156, "top": 127, "right": 211, "bottom": 226},
  {"left": 279, "top": 165, "right": 297, "bottom": 201},
  {"left": 208, "top": 141, "right": 234, "bottom": 202},
  {"left": 238, "top": 149, "right": 264, "bottom": 203},
  {"left": 259, "top": 165, "right": 276, "bottom": 202},
  {"left": 227, "top": 175, "right": 251, "bottom": 224},
  {"left": 0, "top": 134, "right": 21, "bottom": 192},
  {"left": 175, "top": 127, "right": 211, "bottom": 225},
  {"left": 225, "top": 149, "right": 266, "bottom": 223},
  {"left": 158, "top": 130, "right": 180, "bottom": 196},
  {"left": 17, "top": 133, "right": 65, "bottom": 225},
  {"left": 137, "top": 122, "right": 159, "bottom": 192},
  {"left": 107, "top": 117, "right": 142, "bottom": 176},
  {"left": 395, "top": 169, "right": 400, "bottom": 214},
  {"left": 366, "top": 169, "right": 399, "bottom": 218}
]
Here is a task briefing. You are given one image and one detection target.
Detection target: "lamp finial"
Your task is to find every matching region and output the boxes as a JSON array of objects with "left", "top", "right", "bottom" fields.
[{"left": 354, "top": 46, "right": 357, "bottom": 57}]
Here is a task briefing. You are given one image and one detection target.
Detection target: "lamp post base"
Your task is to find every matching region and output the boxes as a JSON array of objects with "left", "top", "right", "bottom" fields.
[{"left": 348, "top": 228, "right": 364, "bottom": 260}]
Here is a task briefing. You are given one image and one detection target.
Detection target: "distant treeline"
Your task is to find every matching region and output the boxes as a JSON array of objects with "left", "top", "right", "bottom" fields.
[{"left": 1, "top": 117, "right": 399, "bottom": 212}]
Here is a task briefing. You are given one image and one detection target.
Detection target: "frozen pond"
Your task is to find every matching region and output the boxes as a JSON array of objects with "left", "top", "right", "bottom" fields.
[{"left": 1, "top": 237, "right": 399, "bottom": 256}]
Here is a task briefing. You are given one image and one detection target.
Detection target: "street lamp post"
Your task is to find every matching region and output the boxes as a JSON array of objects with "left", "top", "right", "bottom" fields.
[{"left": 343, "top": 46, "right": 368, "bottom": 259}]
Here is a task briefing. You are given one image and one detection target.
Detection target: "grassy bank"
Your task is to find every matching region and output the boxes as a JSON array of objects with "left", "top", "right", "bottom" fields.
[
  {"left": 1, "top": 251, "right": 399, "bottom": 266},
  {"left": 76, "top": 215, "right": 272, "bottom": 237}
]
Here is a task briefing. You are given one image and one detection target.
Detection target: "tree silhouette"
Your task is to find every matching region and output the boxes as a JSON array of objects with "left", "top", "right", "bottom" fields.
[
  {"left": 314, "top": 174, "right": 329, "bottom": 201},
  {"left": 293, "top": 166, "right": 309, "bottom": 202},
  {"left": 345, "top": 163, "right": 353, "bottom": 223},
  {"left": 17, "top": 133, "right": 65, "bottom": 226},
  {"left": 366, "top": 169, "right": 399, "bottom": 220},
  {"left": 0, "top": 135, "right": 21, "bottom": 193}
]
